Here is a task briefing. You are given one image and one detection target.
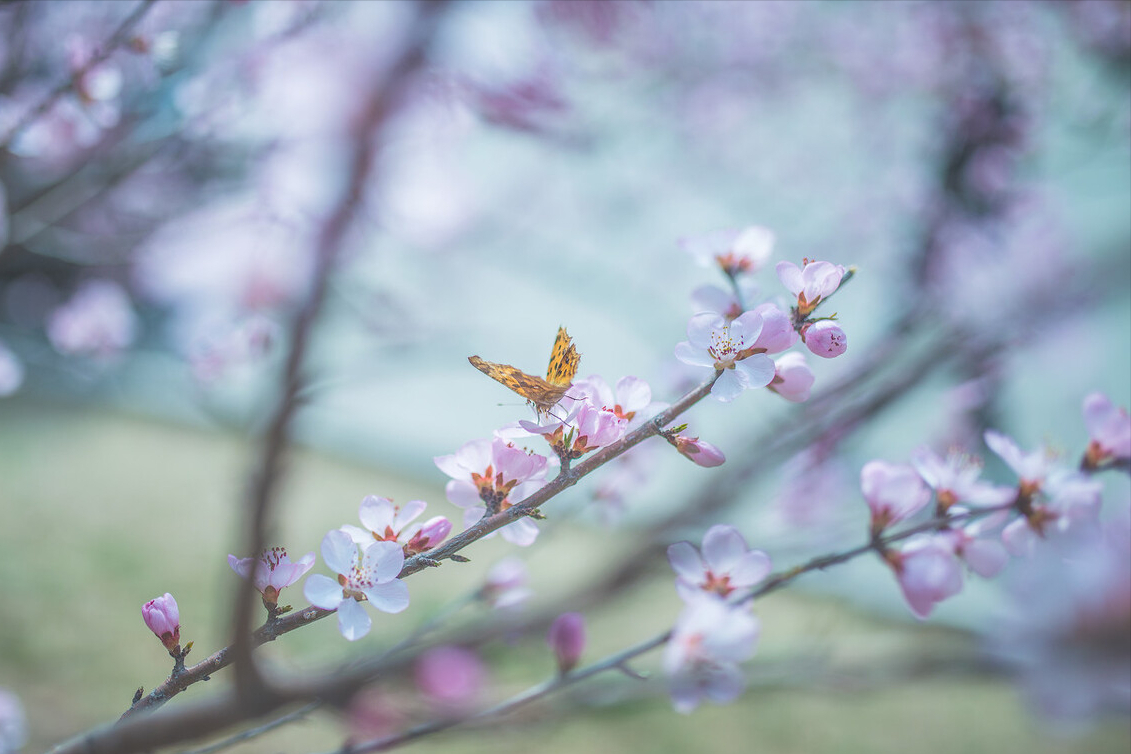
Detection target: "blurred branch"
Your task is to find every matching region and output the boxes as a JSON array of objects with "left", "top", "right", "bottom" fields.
[{"left": 0, "top": 0, "right": 159, "bottom": 151}]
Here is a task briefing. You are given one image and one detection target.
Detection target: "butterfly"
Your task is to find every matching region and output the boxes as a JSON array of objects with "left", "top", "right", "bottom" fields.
[{"left": 468, "top": 327, "right": 580, "bottom": 415}]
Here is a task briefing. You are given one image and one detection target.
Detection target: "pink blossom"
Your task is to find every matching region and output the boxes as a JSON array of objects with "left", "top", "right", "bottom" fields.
[
  {"left": 749, "top": 303, "right": 798, "bottom": 353},
  {"left": 674, "top": 311, "right": 775, "bottom": 402},
  {"left": 690, "top": 279, "right": 760, "bottom": 320},
  {"left": 0, "top": 341, "right": 23, "bottom": 397},
  {"left": 415, "top": 646, "right": 487, "bottom": 711},
  {"left": 937, "top": 509, "right": 1010, "bottom": 578},
  {"left": 984, "top": 429, "right": 1056, "bottom": 493},
  {"left": 340, "top": 495, "right": 450, "bottom": 555},
  {"left": 547, "top": 612, "right": 587, "bottom": 673},
  {"left": 802, "top": 319, "right": 847, "bottom": 359},
  {"left": 767, "top": 351, "right": 814, "bottom": 402},
  {"left": 861, "top": 460, "right": 932, "bottom": 533},
  {"left": 887, "top": 536, "right": 964, "bottom": 619},
  {"left": 142, "top": 593, "right": 181, "bottom": 652},
  {"left": 435, "top": 437, "right": 550, "bottom": 547},
  {"left": 188, "top": 315, "right": 279, "bottom": 383},
  {"left": 664, "top": 595, "right": 760, "bottom": 713},
  {"left": 668, "top": 525, "right": 771, "bottom": 603},
  {"left": 47, "top": 280, "right": 138, "bottom": 359},
  {"left": 227, "top": 547, "right": 315, "bottom": 606},
  {"left": 1001, "top": 470, "right": 1104, "bottom": 557},
  {"left": 571, "top": 374, "right": 659, "bottom": 425},
  {"left": 669, "top": 432, "right": 727, "bottom": 467},
  {"left": 1082, "top": 392, "right": 1131, "bottom": 467},
  {"left": 303, "top": 530, "right": 409, "bottom": 641},
  {"left": 680, "top": 225, "right": 775, "bottom": 277},
  {"left": 521, "top": 399, "right": 628, "bottom": 460},
  {"left": 775, "top": 259, "right": 847, "bottom": 316},
  {"left": 910, "top": 446, "right": 1015, "bottom": 511},
  {"left": 480, "top": 557, "right": 532, "bottom": 609}
]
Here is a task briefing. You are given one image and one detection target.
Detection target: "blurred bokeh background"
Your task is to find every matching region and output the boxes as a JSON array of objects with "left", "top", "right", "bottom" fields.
[{"left": 0, "top": 1, "right": 1128, "bottom": 751}]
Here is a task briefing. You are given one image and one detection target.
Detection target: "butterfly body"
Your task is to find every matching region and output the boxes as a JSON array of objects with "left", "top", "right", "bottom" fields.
[{"left": 469, "top": 327, "right": 580, "bottom": 415}]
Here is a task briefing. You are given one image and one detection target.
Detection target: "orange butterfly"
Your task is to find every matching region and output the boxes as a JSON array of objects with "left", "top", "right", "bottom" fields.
[{"left": 468, "top": 327, "right": 580, "bottom": 415}]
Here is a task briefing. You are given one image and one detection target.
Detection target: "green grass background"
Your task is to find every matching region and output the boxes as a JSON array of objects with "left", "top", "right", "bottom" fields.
[{"left": 1, "top": 401, "right": 1127, "bottom": 753}]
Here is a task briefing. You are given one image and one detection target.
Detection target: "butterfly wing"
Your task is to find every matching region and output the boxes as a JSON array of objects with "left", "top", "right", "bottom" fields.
[{"left": 545, "top": 327, "right": 580, "bottom": 386}]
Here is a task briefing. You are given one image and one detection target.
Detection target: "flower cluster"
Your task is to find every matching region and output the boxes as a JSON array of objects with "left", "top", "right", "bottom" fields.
[
  {"left": 663, "top": 525, "right": 771, "bottom": 712},
  {"left": 865, "top": 392, "right": 1128, "bottom": 619}
]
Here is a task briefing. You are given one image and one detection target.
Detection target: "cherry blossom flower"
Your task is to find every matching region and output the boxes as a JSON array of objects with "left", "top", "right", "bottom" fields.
[
  {"left": 340, "top": 495, "right": 451, "bottom": 555},
  {"left": 776, "top": 259, "right": 847, "bottom": 317},
  {"left": 570, "top": 374, "right": 659, "bottom": 425},
  {"left": 479, "top": 557, "right": 532, "bottom": 609},
  {"left": 749, "top": 303, "right": 798, "bottom": 353},
  {"left": 664, "top": 595, "right": 761, "bottom": 713},
  {"left": 1001, "top": 470, "right": 1104, "bottom": 557},
  {"left": 668, "top": 525, "right": 772, "bottom": 603},
  {"left": 188, "top": 315, "right": 279, "bottom": 383},
  {"left": 691, "top": 279, "right": 760, "bottom": 320},
  {"left": 984, "top": 429, "right": 1056, "bottom": 496},
  {"left": 142, "top": 593, "right": 181, "bottom": 652},
  {"left": 435, "top": 437, "right": 550, "bottom": 547},
  {"left": 415, "top": 646, "right": 487, "bottom": 711},
  {"left": 886, "top": 535, "right": 964, "bottom": 619},
  {"left": 802, "top": 319, "right": 847, "bottom": 359},
  {"left": 674, "top": 311, "right": 775, "bottom": 402},
  {"left": 1082, "top": 392, "right": 1131, "bottom": 468},
  {"left": 680, "top": 225, "right": 775, "bottom": 277},
  {"left": 227, "top": 547, "right": 315, "bottom": 606},
  {"left": 47, "top": 280, "right": 138, "bottom": 359},
  {"left": 303, "top": 530, "right": 409, "bottom": 641},
  {"left": 910, "top": 446, "right": 1015, "bottom": 512},
  {"left": 521, "top": 399, "right": 629, "bottom": 461},
  {"left": 861, "top": 460, "right": 932, "bottom": 534},
  {"left": 548, "top": 612, "right": 587, "bottom": 673},
  {"left": 667, "top": 431, "right": 727, "bottom": 467},
  {"left": 936, "top": 509, "right": 1010, "bottom": 578},
  {"left": 0, "top": 341, "right": 23, "bottom": 397},
  {"left": 767, "top": 351, "right": 814, "bottom": 402}
]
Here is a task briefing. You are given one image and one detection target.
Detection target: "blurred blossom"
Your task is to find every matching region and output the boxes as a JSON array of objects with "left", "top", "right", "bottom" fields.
[
  {"left": 664, "top": 595, "right": 760, "bottom": 714},
  {"left": 989, "top": 518, "right": 1131, "bottom": 724},
  {"left": 0, "top": 341, "right": 23, "bottom": 397},
  {"left": 547, "top": 612, "right": 586, "bottom": 673},
  {"left": 415, "top": 646, "right": 487, "bottom": 711},
  {"left": 188, "top": 315, "right": 279, "bottom": 383},
  {"left": 690, "top": 279, "right": 759, "bottom": 321},
  {"left": 668, "top": 525, "right": 771, "bottom": 603},
  {"left": 47, "top": 280, "right": 138, "bottom": 359},
  {"left": 1082, "top": 392, "right": 1131, "bottom": 468},
  {"left": 480, "top": 556, "right": 531, "bottom": 609},
  {"left": 680, "top": 226, "right": 775, "bottom": 278},
  {"left": 767, "top": 351, "right": 814, "bottom": 402},
  {"left": 227, "top": 547, "right": 315, "bottom": 607},
  {"left": 0, "top": 688, "right": 27, "bottom": 754},
  {"left": 984, "top": 430, "right": 1057, "bottom": 493},
  {"left": 861, "top": 460, "right": 932, "bottom": 534},
  {"left": 772, "top": 448, "right": 850, "bottom": 531},
  {"left": 886, "top": 535, "right": 964, "bottom": 620},
  {"left": 347, "top": 689, "right": 406, "bottom": 742},
  {"left": 910, "top": 446, "right": 1015, "bottom": 511},
  {"left": 1001, "top": 470, "right": 1103, "bottom": 558}
]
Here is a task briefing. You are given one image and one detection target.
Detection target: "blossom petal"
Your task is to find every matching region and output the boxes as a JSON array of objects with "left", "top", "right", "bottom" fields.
[
  {"left": 362, "top": 540, "right": 405, "bottom": 583},
  {"left": 667, "top": 541, "right": 705, "bottom": 583},
  {"left": 701, "top": 525, "right": 748, "bottom": 573},
  {"left": 321, "top": 529, "right": 359, "bottom": 575},
  {"left": 734, "top": 354, "right": 775, "bottom": 389},
  {"left": 501, "top": 517, "right": 540, "bottom": 546},
  {"left": 363, "top": 579, "right": 410, "bottom": 614},
  {"left": 710, "top": 370, "right": 747, "bottom": 402},
  {"left": 674, "top": 341, "right": 716, "bottom": 368},
  {"left": 303, "top": 573, "right": 343, "bottom": 610},
  {"left": 336, "top": 597, "right": 372, "bottom": 641}
]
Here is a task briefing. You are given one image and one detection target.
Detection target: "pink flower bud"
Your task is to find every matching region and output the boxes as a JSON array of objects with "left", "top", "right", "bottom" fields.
[
  {"left": 414, "top": 646, "right": 487, "bottom": 710},
  {"left": 404, "top": 516, "right": 453, "bottom": 554},
  {"left": 142, "top": 593, "right": 180, "bottom": 652},
  {"left": 547, "top": 612, "right": 587, "bottom": 673},
  {"left": 768, "top": 351, "right": 815, "bottom": 402},
  {"left": 672, "top": 434, "right": 726, "bottom": 467},
  {"left": 802, "top": 320, "right": 847, "bottom": 359}
]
